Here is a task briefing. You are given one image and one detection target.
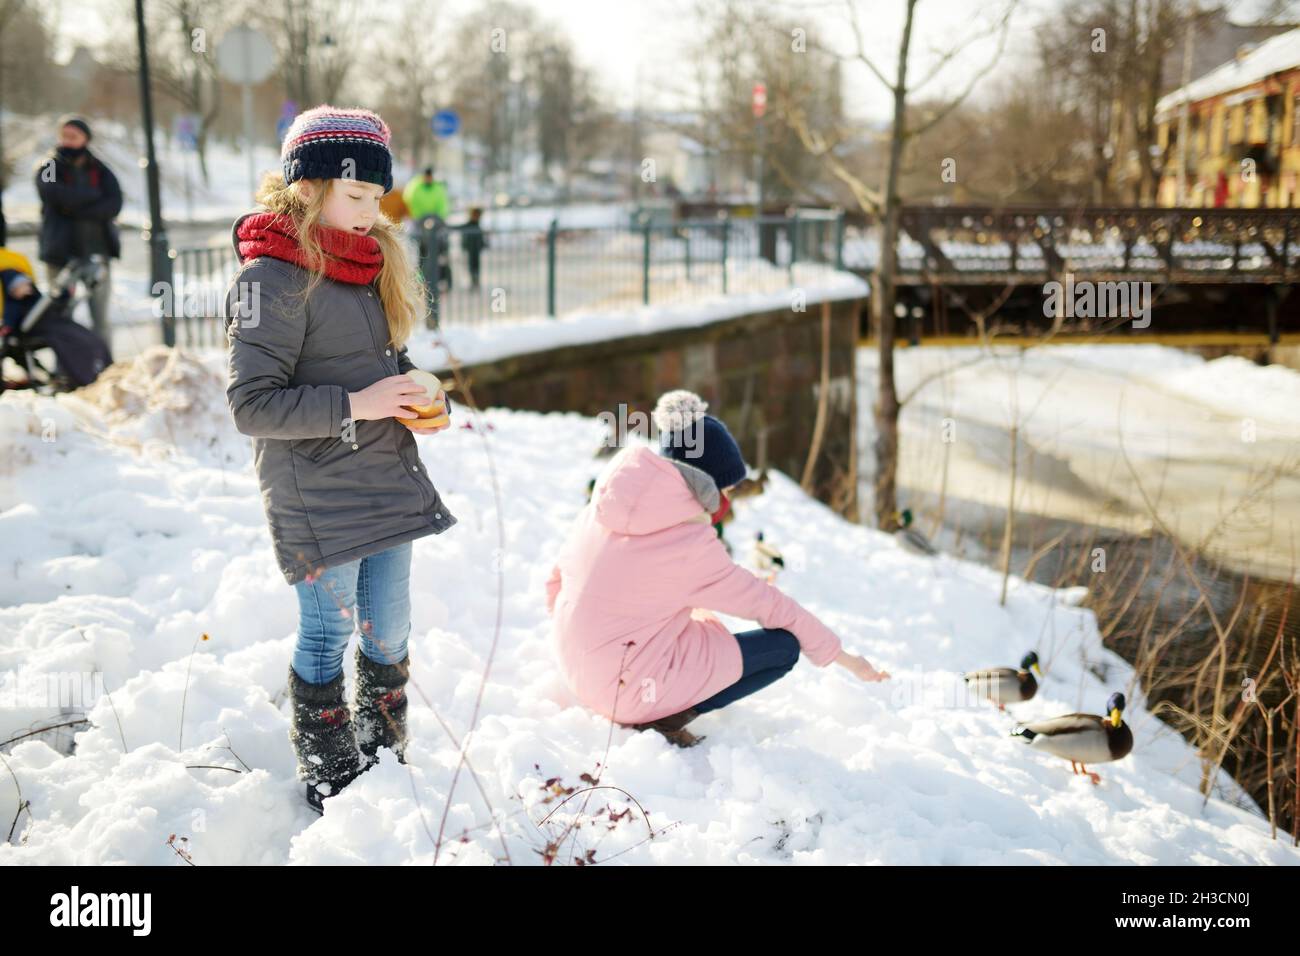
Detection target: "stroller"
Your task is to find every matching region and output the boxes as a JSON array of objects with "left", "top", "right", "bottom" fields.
[
  {"left": 1, "top": 251, "right": 113, "bottom": 394},
  {"left": 412, "top": 215, "right": 453, "bottom": 291}
]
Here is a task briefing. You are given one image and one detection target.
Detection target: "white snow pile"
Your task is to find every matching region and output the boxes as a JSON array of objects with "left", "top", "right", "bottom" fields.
[{"left": 1, "top": 347, "right": 1297, "bottom": 865}]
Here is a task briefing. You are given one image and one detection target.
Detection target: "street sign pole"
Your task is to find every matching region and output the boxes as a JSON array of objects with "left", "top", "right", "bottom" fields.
[{"left": 216, "top": 27, "right": 277, "bottom": 198}]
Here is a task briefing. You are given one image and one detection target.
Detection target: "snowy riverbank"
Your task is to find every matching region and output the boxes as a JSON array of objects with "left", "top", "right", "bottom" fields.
[{"left": 1, "top": 347, "right": 1294, "bottom": 863}]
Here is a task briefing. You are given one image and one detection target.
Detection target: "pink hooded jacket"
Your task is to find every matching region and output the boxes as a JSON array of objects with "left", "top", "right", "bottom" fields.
[{"left": 545, "top": 445, "right": 843, "bottom": 725}]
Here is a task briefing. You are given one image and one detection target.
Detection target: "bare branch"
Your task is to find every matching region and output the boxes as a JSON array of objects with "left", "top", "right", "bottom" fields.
[
  {"left": 782, "top": 103, "right": 883, "bottom": 213},
  {"left": 910, "top": 1, "right": 1018, "bottom": 93},
  {"left": 842, "top": 0, "right": 896, "bottom": 92},
  {"left": 904, "top": 1, "right": 1016, "bottom": 141}
]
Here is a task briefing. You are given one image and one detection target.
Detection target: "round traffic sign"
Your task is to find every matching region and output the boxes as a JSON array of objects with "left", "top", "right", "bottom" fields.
[{"left": 216, "top": 26, "right": 276, "bottom": 86}]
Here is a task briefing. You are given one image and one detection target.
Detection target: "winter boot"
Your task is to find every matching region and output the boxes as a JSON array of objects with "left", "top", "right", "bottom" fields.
[
  {"left": 352, "top": 645, "right": 410, "bottom": 768},
  {"left": 632, "top": 707, "right": 706, "bottom": 748},
  {"left": 286, "top": 663, "right": 364, "bottom": 814}
]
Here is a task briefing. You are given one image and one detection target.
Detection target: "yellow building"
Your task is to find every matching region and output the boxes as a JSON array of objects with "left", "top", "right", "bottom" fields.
[{"left": 1156, "top": 28, "right": 1300, "bottom": 207}]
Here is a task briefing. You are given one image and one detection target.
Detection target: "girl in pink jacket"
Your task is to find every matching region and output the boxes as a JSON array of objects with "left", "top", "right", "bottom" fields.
[{"left": 545, "top": 390, "right": 889, "bottom": 746}]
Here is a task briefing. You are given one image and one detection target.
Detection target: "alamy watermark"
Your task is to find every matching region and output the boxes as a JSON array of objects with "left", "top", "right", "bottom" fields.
[
  {"left": 1042, "top": 273, "right": 1151, "bottom": 329},
  {"left": 596, "top": 402, "right": 705, "bottom": 458}
]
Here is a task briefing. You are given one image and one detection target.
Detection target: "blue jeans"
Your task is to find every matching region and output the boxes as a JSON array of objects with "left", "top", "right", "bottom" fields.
[
  {"left": 291, "top": 541, "right": 413, "bottom": 685},
  {"left": 692, "top": 627, "right": 801, "bottom": 714}
]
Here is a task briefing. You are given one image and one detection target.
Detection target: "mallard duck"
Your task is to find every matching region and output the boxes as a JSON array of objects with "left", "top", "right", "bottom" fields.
[
  {"left": 752, "top": 530, "right": 784, "bottom": 582},
  {"left": 1011, "top": 691, "right": 1133, "bottom": 785},
  {"left": 963, "top": 651, "right": 1042, "bottom": 711},
  {"left": 729, "top": 468, "right": 769, "bottom": 500},
  {"left": 893, "top": 508, "right": 938, "bottom": 556},
  {"left": 593, "top": 417, "right": 624, "bottom": 458}
]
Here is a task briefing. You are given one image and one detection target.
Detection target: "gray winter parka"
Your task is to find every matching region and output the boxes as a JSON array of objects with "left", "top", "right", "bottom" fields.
[{"left": 223, "top": 211, "right": 457, "bottom": 586}]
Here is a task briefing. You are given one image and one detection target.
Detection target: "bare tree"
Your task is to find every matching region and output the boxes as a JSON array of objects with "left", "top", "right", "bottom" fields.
[
  {"left": 529, "top": 37, "right": 603, "bottom": 197},
  {"left": 771, "top": 0, "right": 1016, "bottom": 529},
  {"left": 375, "top": 0, "right": 447, "bottom": 171},
  {"left": 677, "top": 0, "right": 847, "bottom": 206},
  {"left": 273, "top": 0, "right": 359, "bottom": 107},
  {"left": 117, "top": 0, "right": 232, "bottom": 185},
  {"left": 0, "top": 0, "right": 57, "bottom": 193},
  {"left": 1036, "top": 0, "right": 1196, "bottom": 205},
  {"left": 444, "top": 1, "right": 543, "bottom": 193}
]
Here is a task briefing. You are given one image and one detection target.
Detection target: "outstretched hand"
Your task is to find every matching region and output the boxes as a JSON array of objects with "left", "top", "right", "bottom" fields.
[{"left": 836, "top": 650, "right": 890, "bottom": 682}]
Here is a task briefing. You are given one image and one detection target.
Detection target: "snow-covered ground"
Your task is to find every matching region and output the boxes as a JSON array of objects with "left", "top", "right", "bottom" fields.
[
  {"left": 1, "top": 345, "right": 1295, "bottom": 865},
  {"left": 858, "top": 344, "right": 1300, "bottom": 581}
]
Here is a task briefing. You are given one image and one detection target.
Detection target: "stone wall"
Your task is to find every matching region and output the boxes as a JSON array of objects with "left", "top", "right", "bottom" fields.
[{"left": 435, "top": 294, "right": 863, "bottom": 518}]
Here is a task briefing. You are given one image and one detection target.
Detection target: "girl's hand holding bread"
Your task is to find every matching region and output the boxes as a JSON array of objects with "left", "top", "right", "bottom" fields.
[{"left": 349, "top": 369, "right": 451, "bottom": 434}]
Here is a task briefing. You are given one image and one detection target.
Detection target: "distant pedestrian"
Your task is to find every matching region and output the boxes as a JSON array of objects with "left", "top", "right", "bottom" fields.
[
  {"left": 33, "top": 114, "right": 122, "bottom": 343},
  {"left": 459, "top": 206, "right": 488, "bottom": 290},
  {"left": 402, "top": 166, "right": 449, "bottom": 221}
]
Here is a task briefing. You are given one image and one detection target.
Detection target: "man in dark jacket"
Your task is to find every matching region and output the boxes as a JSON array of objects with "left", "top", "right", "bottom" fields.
[{"left": 33, "top": 114, "right": 122, "bottom": 344}]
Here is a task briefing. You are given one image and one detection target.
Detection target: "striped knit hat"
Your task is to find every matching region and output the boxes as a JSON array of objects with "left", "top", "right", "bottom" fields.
[{"left": 280, "top": 104, "right": 394, "bottom": 193}]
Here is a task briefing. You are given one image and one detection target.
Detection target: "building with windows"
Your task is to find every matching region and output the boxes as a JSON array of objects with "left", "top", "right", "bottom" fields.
[{"left": 1156, "top": 27, "right": 1300, "bottom": 207}]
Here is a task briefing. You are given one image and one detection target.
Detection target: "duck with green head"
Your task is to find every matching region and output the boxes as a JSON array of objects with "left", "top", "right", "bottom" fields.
[
  {"left": 1011, "top": 691, "right": 1133, "bottom": 785},
  {"left": 893, "top": 508, "right": 938, "bottom": 556},
  {"left": 963, "top": 650, "right": 1042, "bottom": 711}
]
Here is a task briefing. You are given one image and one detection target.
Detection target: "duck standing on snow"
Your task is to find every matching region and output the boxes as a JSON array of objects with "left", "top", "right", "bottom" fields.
[
  {"left": 545, "top": 389, "right": 890, "bottom": 749},
  {"left": 893, "top": 509, "right": 938, "bottom": 556},
  {"left": 729, "top": 468, "right": 769, "bottom": 499},
  {"left": 712, "top": 466, "right": 767, "bottom": 555},
  {"left": 963, "top": 651, "right": 1042, "bottom": 710},
  {"left": 1011, "top": 691, "right": 1133, "bottom": 784},
  {"left": 752, "top": 531, "right": 784, "bottom": 583}
]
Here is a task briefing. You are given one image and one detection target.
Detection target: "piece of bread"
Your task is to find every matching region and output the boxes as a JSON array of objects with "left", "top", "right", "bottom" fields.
[{"left": 396, "top": 369, "right": 451, "bottom": 430}]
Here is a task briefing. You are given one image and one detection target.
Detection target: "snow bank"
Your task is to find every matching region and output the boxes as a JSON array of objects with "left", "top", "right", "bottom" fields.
[{"left": 1, "top": 346, "right": 1295, "bottom": 865}]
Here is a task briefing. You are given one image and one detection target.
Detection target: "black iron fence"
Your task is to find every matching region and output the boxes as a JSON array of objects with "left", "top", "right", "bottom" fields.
[{"left": 164, "top": 209, "right": 847, "bottom": 348}]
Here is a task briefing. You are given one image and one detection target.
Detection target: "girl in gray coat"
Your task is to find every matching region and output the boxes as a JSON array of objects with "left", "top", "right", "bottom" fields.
[{"left": 224, "top": 105, "right": 457, "bottom": 813}]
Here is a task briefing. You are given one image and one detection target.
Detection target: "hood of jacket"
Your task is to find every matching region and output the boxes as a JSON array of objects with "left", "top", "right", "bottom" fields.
[
  {"left": 591, "top": 445, "right": 718, "bottom": 536},
  {"left": 231, "top": 210, "right": 259, "bottom": 265}
]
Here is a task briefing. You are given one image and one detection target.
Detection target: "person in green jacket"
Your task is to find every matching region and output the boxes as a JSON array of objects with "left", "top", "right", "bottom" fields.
[
  {"left": 403, "top": 166, "right": 449, "bottom": 220},
  {"left": 403, "top": 167, "right": 451, "bottom": 287}
]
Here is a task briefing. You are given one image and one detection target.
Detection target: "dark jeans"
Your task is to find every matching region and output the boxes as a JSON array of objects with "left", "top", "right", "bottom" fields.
[{"left": 692, "top": 627, "right": 801, "bottom": 714}]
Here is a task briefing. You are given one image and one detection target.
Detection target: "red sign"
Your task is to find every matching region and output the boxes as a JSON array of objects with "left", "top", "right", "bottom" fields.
[{"left": 752, "top": 82, "right": 767, "bottom": 118}]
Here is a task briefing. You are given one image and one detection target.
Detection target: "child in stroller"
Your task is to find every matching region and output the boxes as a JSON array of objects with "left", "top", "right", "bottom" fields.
[
  {"left": 410, "top": 214, "right": 452, "bottom": 291},
  {"left": 1, "top": 248, "right": 113, "bottom": 392}
]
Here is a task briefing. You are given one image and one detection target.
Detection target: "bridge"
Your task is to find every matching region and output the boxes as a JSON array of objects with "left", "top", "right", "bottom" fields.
[{"left": 839, "top": 205, "right": 1300, "bottom": 346}]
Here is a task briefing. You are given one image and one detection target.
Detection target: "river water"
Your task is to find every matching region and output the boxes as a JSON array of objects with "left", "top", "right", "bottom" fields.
[{"left": 856, "top": 343, "right": 1300, "bottom": 583}]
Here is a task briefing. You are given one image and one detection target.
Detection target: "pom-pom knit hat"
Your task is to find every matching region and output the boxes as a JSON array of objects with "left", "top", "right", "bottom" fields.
[
  {"left": 280, "top": 105, "right": 394, "bottom": 193},
  {"left": 652, "top": 390, "right": 748, "bottom": 491}
]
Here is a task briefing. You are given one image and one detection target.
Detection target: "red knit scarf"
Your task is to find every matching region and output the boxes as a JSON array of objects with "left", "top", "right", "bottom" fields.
[{"left": 236, "top": 211, "right": 383, "bottom": 284}]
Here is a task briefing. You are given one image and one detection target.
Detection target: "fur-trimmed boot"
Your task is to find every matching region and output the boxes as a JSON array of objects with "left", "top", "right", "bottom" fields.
[
  {"left": 632, "top": 707, "right": 706, "bottom": 748},
  {"left": 286, "top": 663, "right": 364, "bottom": 814},
  {"left": 352, "top": 645, "right": 410, "bottom": 767}
]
